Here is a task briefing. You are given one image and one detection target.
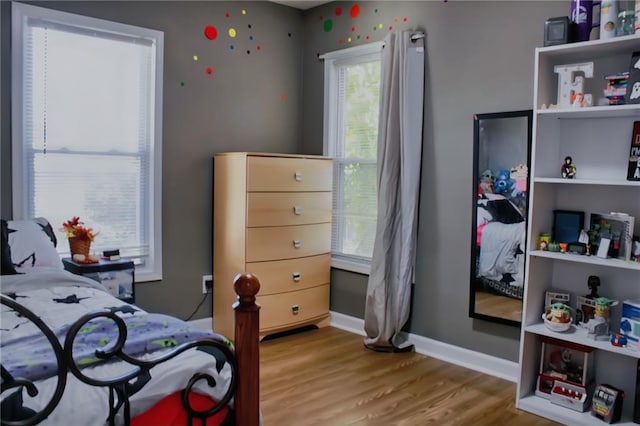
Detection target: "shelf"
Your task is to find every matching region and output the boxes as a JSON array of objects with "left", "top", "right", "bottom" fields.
[
  {"left": 524, "top": 323, "right": 640, "bottom": 359},
  {"left": 518, "top": 395, "right": 638, "bottom": 425},
  {"left": 534, "top": 177, "right": 640, "bottom": 187},
  {"left": 536, "top": 34, "right": 640, "bottom": 59},
  {"left": 535, "top": 104, "right": 640, "bottom": 119},
  {"left": 529, "top": 250, "right": 640, "bottom": 271}
]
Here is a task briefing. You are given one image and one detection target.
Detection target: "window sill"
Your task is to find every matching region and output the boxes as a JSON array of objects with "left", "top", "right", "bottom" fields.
[{"left": 331, "top": 257, "right": 370, "bottom": 275}]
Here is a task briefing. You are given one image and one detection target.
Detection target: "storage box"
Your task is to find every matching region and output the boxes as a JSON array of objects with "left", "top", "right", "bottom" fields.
[
  {"left": 621, "top": 299, "right": 640, "bottom": 344},
  {"left": 63, "top": 258, "right": 135, "bottom": 303}
]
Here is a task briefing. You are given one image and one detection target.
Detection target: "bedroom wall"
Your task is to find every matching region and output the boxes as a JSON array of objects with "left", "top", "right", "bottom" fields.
[
  {"left": 0, "top": 1, "right": 305, "bottom": 320},
  {"left": 300, "top": 1, "right": 570, "bottom": 362}
]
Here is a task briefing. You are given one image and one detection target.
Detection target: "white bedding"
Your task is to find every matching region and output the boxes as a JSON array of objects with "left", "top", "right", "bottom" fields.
[{"left": 1, "top": 270, "right": 234, "bottom": 425}]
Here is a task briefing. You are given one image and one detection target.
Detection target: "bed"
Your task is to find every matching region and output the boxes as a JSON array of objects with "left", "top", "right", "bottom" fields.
[
  {"left": 0, "top": 218, "right": 260, "bottom": 426},
  {"left": 475, "top": 194, "right": 526, "bottom": 300}
]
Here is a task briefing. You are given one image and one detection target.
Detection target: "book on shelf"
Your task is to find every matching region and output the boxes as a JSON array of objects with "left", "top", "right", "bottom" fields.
[
  {"left": 629, "top": 121, "right": 640, "bottom": 181},
  {"left": 588, "top": 212, "right": 635, "bottom": 261}
]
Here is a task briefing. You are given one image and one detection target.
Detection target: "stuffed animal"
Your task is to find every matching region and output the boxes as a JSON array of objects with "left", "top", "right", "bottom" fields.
[
  {"left": 477, "top": 169, "right": 494, "bottom": 197},
  {"left": 494, "top": 168, "right": 515, "bottom": 195}
]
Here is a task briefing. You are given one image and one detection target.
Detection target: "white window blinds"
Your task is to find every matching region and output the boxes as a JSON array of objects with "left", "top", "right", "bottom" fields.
[
  {"left": 12, "top": 3, "right": 164, "bottom": 281},
  {"left": 323, "top": 44, "right": 382, "bottom": 273}
]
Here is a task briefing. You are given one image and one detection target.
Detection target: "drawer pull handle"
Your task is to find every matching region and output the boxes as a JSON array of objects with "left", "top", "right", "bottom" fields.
[
  {"left": 294, "top": 172, "right": 303, "bottom": 182},
  {"left": 293, "top": 240, "right": 302, "bottom": 249},
  {"left": 293, "top": 206, "right": 303, "bottom": 215},
  {"left": 292, "top": 272, "right": 301, "bottom": 282},
  {"left": 292, "top": 304, "right": 300, "bottom": 315}
]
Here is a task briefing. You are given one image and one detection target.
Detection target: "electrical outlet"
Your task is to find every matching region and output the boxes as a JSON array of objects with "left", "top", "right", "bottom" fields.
[{"left": 202, "top": 274, "right": 213, "bottom": 294}]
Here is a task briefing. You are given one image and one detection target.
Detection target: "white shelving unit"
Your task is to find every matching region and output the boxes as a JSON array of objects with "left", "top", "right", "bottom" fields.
[{"left": 516, "top": 34, "right": 640, "bottom": 425}]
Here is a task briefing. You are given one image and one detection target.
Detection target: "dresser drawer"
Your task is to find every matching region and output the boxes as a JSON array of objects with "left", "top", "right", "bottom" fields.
[
  {"left": 258, "top": 284, "right": 329, "bottom": 331},
  {"left": 246, "top": 254, "right": 330, "bottom": 296},
  {"left": 246, "top": 223, "right": 331, "bottom": 262},
  {"left": 247, "top": 192, "right": 331, "bottom": 227},
  {"left": 247, "top": 156, "right": 332, "bottom": 192}
]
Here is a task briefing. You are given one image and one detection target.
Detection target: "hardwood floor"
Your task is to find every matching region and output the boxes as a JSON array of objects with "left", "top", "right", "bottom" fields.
[{"left": 259, "top": 326, "right": 559, "bottom": 426}]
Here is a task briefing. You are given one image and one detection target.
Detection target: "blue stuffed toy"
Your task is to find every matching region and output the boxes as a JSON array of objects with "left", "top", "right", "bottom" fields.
[{"left": 494, "top": 168, "right": 515, "bottom": 195}]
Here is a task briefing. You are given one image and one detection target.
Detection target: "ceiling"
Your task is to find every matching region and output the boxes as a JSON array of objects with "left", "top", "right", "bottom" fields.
[{"left": 269, "top": 1, "right": 331, "bottom": 10}]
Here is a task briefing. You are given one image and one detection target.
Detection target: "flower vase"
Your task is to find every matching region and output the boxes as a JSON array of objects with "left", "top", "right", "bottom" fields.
[{"left": 69, "top": 237, "right": 91, "bottom": 257}]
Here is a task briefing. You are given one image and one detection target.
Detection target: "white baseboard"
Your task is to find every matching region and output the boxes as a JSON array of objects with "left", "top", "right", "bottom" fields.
[
  {"left": 192, "top": 312, "right": 518, "bottom": 383},
  {"left": 329, "top": 311, "right": 519, "bottom": 383}
]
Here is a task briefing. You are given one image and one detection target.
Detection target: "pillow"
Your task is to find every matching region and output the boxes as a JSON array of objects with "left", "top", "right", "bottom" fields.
[{"left": 5, "top": 218, "right": 63, "bottom": 273}]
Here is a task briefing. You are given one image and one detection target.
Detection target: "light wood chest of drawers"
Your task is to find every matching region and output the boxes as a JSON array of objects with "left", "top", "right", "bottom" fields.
[{"left": 213, "top": 152, "right": 332, "bottom": 340}]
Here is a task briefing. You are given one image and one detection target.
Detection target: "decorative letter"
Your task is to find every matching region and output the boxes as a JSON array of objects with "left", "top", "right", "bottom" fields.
[{"left": 554, "top": 62, "right": 594, "bottom": 108}]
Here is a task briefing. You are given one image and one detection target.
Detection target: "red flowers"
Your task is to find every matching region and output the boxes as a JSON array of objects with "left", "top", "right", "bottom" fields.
[{"left": 61, "top": 216, "right": 98, "bottom": 241}]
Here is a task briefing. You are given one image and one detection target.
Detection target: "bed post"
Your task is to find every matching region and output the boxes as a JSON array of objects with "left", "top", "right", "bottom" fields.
[{"left": 233, "top": 272, "right": 261, "bottom": 426}]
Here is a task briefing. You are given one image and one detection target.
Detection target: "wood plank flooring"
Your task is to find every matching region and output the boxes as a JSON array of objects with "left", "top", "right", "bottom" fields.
[{"left": 259, "top": 326, "right": 559, "bottom": 426}]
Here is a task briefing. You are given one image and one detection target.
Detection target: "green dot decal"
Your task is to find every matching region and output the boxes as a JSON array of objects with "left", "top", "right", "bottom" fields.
[{"left": 323, "top": 19, "right": 333, "bottom": 32}]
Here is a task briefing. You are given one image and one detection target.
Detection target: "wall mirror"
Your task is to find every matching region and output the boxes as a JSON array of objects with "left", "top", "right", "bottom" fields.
[{"left": 469, "top": 110, "right": 532, "bottom": 327}]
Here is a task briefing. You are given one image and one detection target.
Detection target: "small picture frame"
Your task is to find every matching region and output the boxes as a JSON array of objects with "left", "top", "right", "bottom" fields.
[{"left": 553, "top": 210, "right": 585, "bottom": 245}]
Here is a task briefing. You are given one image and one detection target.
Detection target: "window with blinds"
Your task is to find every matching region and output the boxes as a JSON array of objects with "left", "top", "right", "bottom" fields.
[
  {"left": 322, "top": 44, "right": 382, "bottom": 274},
  {"left": 11, "top": 3, "right": 164, "bottom": 281}
]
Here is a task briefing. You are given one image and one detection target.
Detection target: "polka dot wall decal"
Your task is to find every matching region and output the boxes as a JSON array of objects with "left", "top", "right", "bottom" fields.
[
  {"left": 394, "top": 17, "right": 399, "bottom": 22},
  {"left": 257, "top": 45, "right": 262, "bottom": 51},
  {"left": 249, "top": 35, "right": 254, "bottom": 40},
  {"left": 193, "top": 55, "right": 198, "bottom": 61},
  {"left": 281, "top": 95, "right": 286, "bottom": 102},
  {"left": 335, "top": 7, "right": 342, "bottom": 16},
  {"left": 242, "top": 9, "right": 247, "bottom": 15},
  {"left": 378, "top": 23, "right": 383, "bottom": 29},
  {"left": 225, "top": 12, "right": 230, "bottom": 18},
  {"left": 228, "top": 28, "right": 237, "bottom": 38},
  {"left": 230, "top": 44, "right": 235, "bottom": 50},
  {"left": 403, "top": 17, "right": 408, "bottom": 22},
  {"left": 180, "top": 81, "right": 185, "bottom": 87},
  {"left": 389, "top": 25, "right": 393, "bottom": 31},
  {"left": 351, "top": 26, "right": 356, "bottom": 32},
  {"left": 347, "top": 36, "right": 352, "bottom": 43},
  {"left": 248, "top": 24, "right": 252, "bottom": 29},
  {"left": 374, "top": 8, "right": 378, "bottom": 13},
  {"left": 288, "top": 32, "right": 292, "bottom": 37},
  {"left": 204, "top": 25, "right": 217, "bottom": 40},
  {"left": 323, "top": 19, "right": 333, "bottom": 32},
  {"left": 350, "top": 4, "right": 360, "bottom": 18},
  {"left": 365, "top": 35, "right": 370, "bottom": 40},
  {"left": 205, "top": 67, "right": 214, "bottom": 76}
]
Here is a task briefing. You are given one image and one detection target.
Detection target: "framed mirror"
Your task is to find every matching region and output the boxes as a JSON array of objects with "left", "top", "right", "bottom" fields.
[{"left": 469, "top": 110, "right": 532, "bottom": 327}]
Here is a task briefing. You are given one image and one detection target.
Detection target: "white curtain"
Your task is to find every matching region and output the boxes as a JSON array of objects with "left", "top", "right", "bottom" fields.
[{"left": 364, "top": 30, "right": 425, "bottom": 352}]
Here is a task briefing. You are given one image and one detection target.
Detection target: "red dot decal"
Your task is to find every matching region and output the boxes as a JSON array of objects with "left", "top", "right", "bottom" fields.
[
  {"left": 256, "top": 45, "right": 262, "bottom": 51},
  {"left": 225, "top": 12, "right": 230, "bottom": 18},
  {"left": 351, "top": 26, "right": 356, "bottom": 32},
  {"left": 335, "top": 7, "right": 342, "bottom": 16},
  {"left": 205, "top": 67, "right": 214, "bottom": 76},
  {"left": 403, "top": 17, "right": 408, "bottom": 22},
  {"left": 204, "top": 25, "right": 217, "bottom": 40},
  {"left": 350, "top": 4, "right": 360, "bottom": 18}
]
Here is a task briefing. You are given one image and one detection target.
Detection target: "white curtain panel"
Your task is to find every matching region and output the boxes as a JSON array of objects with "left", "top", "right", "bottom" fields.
[{"left": 364, "top": 30, "right": 425, "bottom": 352}]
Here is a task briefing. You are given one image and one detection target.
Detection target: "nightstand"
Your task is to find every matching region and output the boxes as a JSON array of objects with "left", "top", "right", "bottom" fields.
[{"left": 62, "top": 257, "right": 135, "bottom": 304}]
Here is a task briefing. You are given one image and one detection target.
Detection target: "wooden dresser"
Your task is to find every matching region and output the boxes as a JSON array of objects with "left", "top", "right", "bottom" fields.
[{"left": 213, "top": 152, "right": 332, "bottom": 340}]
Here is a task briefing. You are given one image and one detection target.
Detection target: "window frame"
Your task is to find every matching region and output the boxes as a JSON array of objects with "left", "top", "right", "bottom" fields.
[
  {"left": 322, "top": 42, "right": 383, "bottom": 275},
  {"left": 11, "top": 2, "right": 164, "bottom": 282}
]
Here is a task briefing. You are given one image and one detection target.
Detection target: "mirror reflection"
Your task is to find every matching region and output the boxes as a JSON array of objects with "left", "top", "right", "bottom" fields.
[{"left": 469, "top": 110, "right": 532, "bottom": 326}]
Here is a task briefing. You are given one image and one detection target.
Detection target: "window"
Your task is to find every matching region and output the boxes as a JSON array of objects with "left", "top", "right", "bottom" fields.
[
  {"left": 322, "top": 43, "right": 382, "bottom": 274},
  {"left": 12, "top": 3, "right": 164, "bottom": 281}
]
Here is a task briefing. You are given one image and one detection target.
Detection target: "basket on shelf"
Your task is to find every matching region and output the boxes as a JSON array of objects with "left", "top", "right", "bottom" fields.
[{"left": 69, "top": 237, "right": 91, "bottom": 257}]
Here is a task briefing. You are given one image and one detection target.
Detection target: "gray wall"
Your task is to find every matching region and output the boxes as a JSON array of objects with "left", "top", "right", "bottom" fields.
[
  {"left": 3, "top": 1, "right": 595, "bottom": 363},
  {"left": 301, "top": 1, "right": 570, "bottom": 361},
  {"left": 1, "top": 1, "right": 305, "bottom": 319}
]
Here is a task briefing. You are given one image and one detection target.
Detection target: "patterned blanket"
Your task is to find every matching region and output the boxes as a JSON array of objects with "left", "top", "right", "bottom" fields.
[{"left": 1, "top": 312, "right": 219, "bottom": 382}]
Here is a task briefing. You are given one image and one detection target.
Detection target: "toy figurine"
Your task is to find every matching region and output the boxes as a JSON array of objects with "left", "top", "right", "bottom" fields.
[
  {"left": 494, "top": 168, "right": 515, "bottom": 195},
  {"left": 587, "top": 297, "right": 619, "bottom": 341},
  {"left": 561, "top": 156, "right": 577, "bottom": 178}
]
